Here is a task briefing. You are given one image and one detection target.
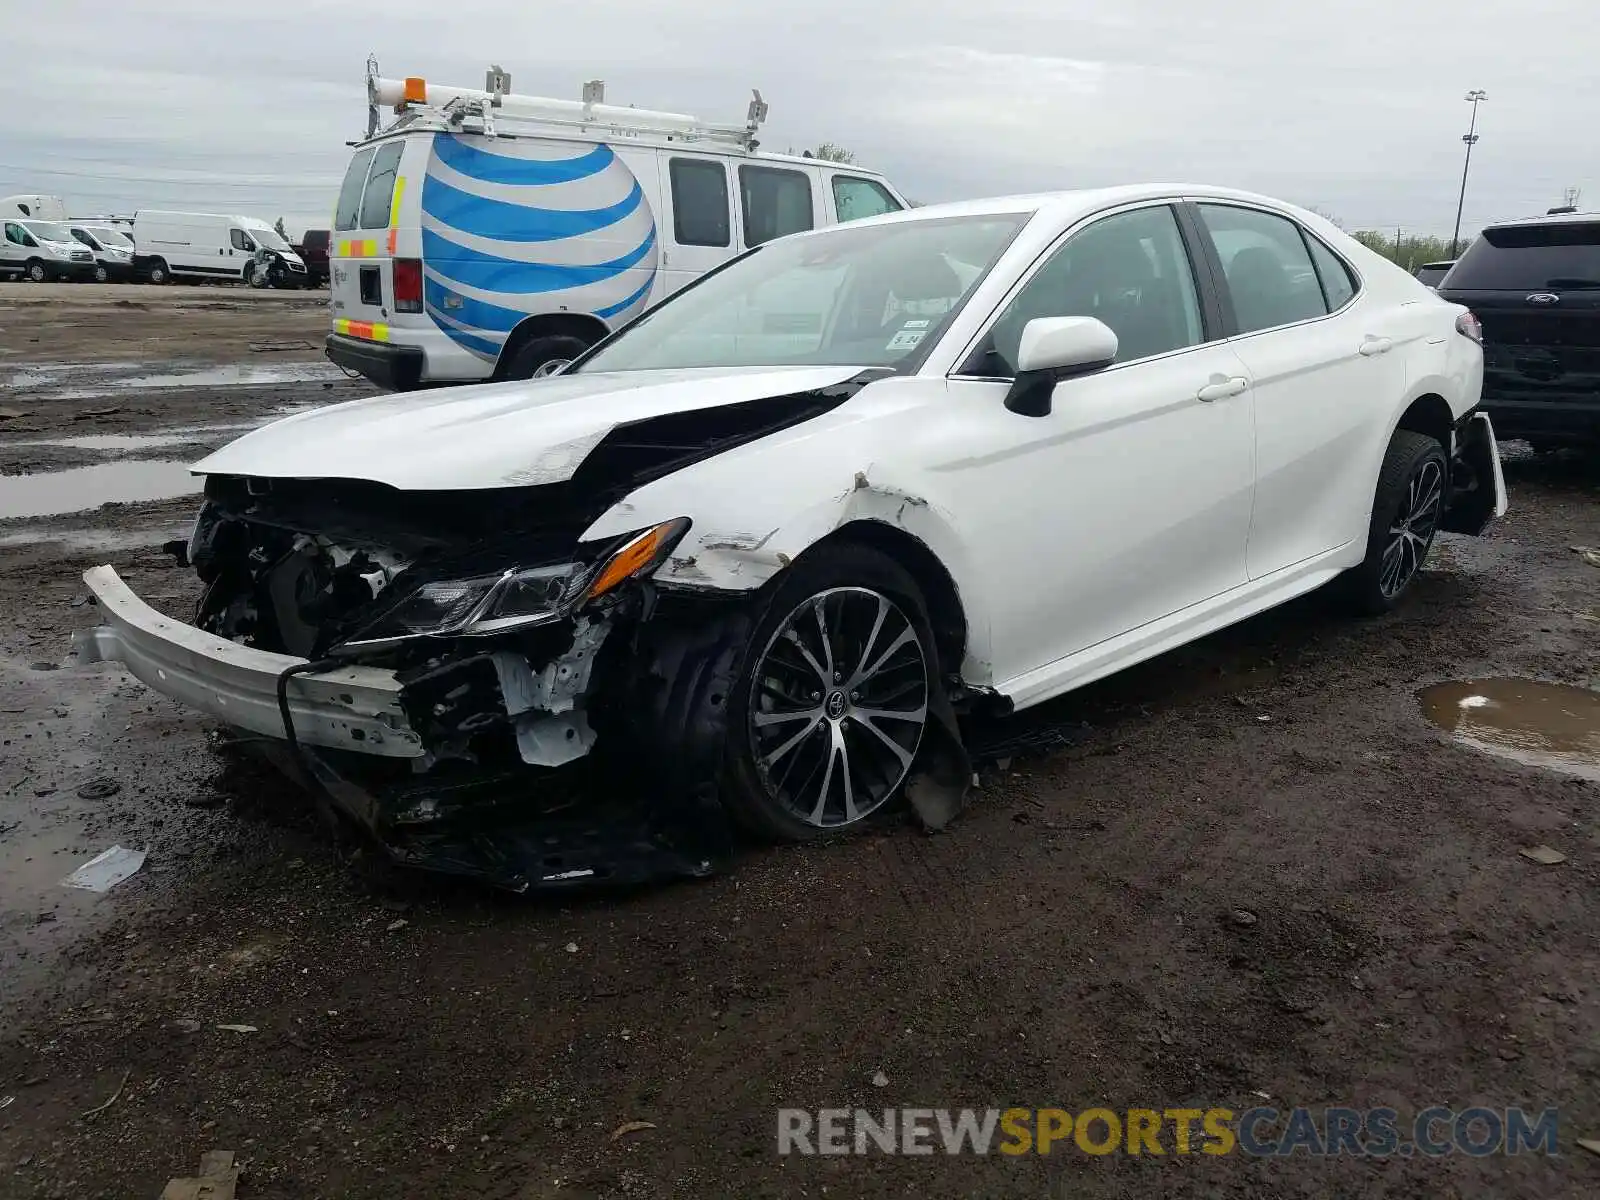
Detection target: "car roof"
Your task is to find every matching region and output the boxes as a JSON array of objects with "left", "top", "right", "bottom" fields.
[
  {"left": 1483, "top": 210, "right": 1600, "bottom": 231},
  {"left": 825, "top": 184, "right": 1322, "bottom": 230}
]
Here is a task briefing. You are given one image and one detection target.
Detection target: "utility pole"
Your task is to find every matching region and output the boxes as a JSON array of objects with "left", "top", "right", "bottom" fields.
[
  {"left": 1450, "top": 90, "right": 1486, "bottom": 258},
  {"left": 1394, "top": 226, "right": 1402, "bottom": 266}
]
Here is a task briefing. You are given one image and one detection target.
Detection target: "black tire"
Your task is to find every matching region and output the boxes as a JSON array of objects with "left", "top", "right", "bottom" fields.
[
  {"left": 719, "top": 543, "right": 939, "bottom": 842},
  {"left": 1340, "top": 430, "right": 1449, "bottom": 614},
  {"left": 503, "top": 334, "right": 591, "bottom": 380},
  {"left": 145, "top": 259, "right": 169, "bottom": 285},
  {"left": 25, "top": 259, "right": 46, "bottom": 283}
]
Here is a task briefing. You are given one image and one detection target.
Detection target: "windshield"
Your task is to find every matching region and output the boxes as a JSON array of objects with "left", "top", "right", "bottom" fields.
[
  {"left": 89, "top": 227, "right": 132, "bottom": 247},
  {"left": 250, "top": 227, "right": 290, "bottom": 251},
  {"left": 575, "top": 213, "right": 1029, "bottom": 374},
  {"left": 21, "top": 220, "right": 73, "bottom": 244}
]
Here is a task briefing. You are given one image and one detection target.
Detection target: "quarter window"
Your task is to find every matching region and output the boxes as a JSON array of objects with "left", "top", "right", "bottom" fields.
[
  {"left": 1197, "top": 204, "right": 1327, "bottom": 333},
  {"left": 740, "top": 166, "right": 814, "bottom": 247},
  {"left": 832, "top": 175, "right": 902, "bottom": 223},
  {"left": 335, "top": 146, "right": 375, "bottom": 232},
  {"left": 982, "top": 205, "right": 1204, "bottom": 374},
  {"left": 668, "top": 158, "right": 731, "bottom": 248},
  {"left": 1306, "top": 235, "right": 1357, "bottom": 310}
]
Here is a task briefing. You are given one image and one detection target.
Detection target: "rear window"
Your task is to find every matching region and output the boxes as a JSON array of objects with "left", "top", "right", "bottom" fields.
[
  {"left": 1445, "top": 221, "right": 1600, "bottom": 290},
  {"left": 358, "top": 142, "right": 405, "bottom": 231},
  {"left": 335, "top": 146, "right": 375, "bottom": 232}
]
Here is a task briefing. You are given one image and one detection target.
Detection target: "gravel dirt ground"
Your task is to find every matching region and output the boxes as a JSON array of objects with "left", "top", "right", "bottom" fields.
[{"left": 1, "top": 284, "right": 1598, "bottom": 1199}]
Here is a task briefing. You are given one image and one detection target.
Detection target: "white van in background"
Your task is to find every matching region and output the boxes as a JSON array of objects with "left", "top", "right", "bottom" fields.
[
  {"left": 326, "top": 66, "right": 909, "bottom": 389},
  {"left": 1, "top": 217, "right": 97, "bottom": 281},
  {"left": 68, "top": 223, "right": 137, "bottom": 282},
  {"left": 1, "top": 194, "right": 69, "bottom": 222},
  {"left": 130, "top": 211, "right": 308, "bottom": 286}
]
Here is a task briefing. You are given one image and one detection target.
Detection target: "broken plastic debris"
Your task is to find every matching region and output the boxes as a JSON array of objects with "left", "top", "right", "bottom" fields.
[
  {"left": 1520, "top": 845, "right": 1568, "bottom": 865},
  {"left": 386, "top": 919, "right": 408, "bottom": 932},
  {"left": 60, "top": 846, "right": 146, "bottom": 892},
  {"left": 0, "top": 1096, "right": 12, "bottom": 1110},
  {"left": 608, "top": 1121, "right": 657, "bottom": 1142},
  {"left": 1577, "top": 1137, "right": 1600, "bottom": 1156},
  {"left": 160, "top": 1150, "right": 239, "bottom": 1200},
  {"left": 214, "top": 1024, "right": 258, "bottom": 1034},
  {"left": 871, "top": 1070, "right": 889, "bottom": 1088},
  {"left": 565, "top": 942, "right": 579, "bottom": 954}
]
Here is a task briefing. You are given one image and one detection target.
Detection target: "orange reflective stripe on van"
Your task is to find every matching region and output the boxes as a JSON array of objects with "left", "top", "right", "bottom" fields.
[{"left": 334, "top": 318, "right": 390, "bottom": 342}]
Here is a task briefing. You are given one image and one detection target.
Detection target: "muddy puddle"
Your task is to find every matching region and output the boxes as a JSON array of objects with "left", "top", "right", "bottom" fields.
[
  {"left": 0, "top": 523, "right": 191, "bottom": 551},
  {"left": 4, "top": 360, "right": 343, "bottom": 399},
  {"left": 0, "top": 460, "right": 199, "bottom": 519},
  {"left": 1419, "top": 678, "right": 1600, "bottom": 782}
]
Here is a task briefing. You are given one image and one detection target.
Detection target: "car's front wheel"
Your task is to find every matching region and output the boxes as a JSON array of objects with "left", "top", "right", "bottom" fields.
[
  {"left": 1342, "top": 429, "right": 1448, "bottom": 614},
  {"left": 720, "top": 545, "right": 936, "bottom": 842}
]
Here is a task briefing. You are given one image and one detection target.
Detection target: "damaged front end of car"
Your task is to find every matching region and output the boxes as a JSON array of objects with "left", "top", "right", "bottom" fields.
[{"left": 72, "top": 378, "right": 893, "bottom": 891}]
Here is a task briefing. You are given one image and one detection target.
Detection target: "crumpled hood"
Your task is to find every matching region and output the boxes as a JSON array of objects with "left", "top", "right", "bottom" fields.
[{"left": 193, "top": 365, "right": 868, "bottom": 490}]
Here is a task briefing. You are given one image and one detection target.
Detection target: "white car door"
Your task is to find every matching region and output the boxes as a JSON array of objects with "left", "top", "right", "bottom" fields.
[
  {"left": 942, "top": 203, "right": 1257, "bottom": 686},
  {"left": 1191, "top": 202, "right": 1408, "bottom": 579}
]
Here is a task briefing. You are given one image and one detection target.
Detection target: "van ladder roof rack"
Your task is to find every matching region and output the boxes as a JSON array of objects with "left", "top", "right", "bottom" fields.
[{"left": 366, "top": 64, "right": 768, "bottom": 152}]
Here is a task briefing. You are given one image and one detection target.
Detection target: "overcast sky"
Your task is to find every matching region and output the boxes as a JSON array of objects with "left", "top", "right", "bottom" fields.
[{"left": 1, "top": 0, "right": 1592, "bottom": 239}]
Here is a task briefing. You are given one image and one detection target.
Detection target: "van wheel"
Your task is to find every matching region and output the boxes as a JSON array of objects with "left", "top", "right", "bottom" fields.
[
  {"left": 504, "top": 334, "right": 591, "bottom": 380},
  {"left": 25, "top": 260, "right": 47, "bottom": 283},
  {"left": 145, "top": 259, "right": 169, "bottom": 285}
]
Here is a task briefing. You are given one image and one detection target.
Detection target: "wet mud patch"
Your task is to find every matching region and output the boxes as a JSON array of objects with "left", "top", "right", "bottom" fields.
[
  {"left": 1420, "top": 677, "right": 1600, "bottom": 782},
  {"left": 0, "top": 460, "right": 201, "bottom": 519}
]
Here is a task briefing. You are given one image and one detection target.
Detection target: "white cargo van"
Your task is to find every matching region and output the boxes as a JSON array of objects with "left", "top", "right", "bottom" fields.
[
  {"left": 130, "top": 211, "right": 308, "bottom": 286},
  {"left": 1, "top": 217, "right": 96, "bottom": 281},
  {"left": 327, "top": 67, "right": 909, "bottom": 389},
  {"left": 1, "top": 194, "right": 69, "bottom": 222}
]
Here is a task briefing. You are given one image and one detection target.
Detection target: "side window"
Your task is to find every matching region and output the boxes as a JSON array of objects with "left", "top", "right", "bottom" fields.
[
  {"left": 5, "top": 222, "right": 26, "bottom": 245},
  {"left": 71, "top": 228, "right": 95, "bottom": 249},
  {"left": 739, "top": 166, "right": 814, "bottom": 248},
  {"left": 334, "top": 146, "right": 376, "bottom": 232},
  {"left": 1305, "top": 234, "right": 1357, "bottom": 310},
  {"left": 667, "top": 157, "right": 730, "bottom": 248},
  {"left": 358, "top": 141, "right": 405, "bottom": 231},
  {"left": 832, "top": 175, "right": 902, "bottom": 223},
  {"left": 1197, "top": 204, "right": 1327, "bottom": 333},
  {"left": 983, "top": 205, "right": 1204, "bottom": 374},
  {"left": 230, "top": 228, "right": 253, "bottom": 252}
]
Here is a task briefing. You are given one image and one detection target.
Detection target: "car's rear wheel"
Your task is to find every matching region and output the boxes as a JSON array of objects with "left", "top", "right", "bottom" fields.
[
  {"left": 721, "top": 545, "right": 935, "bottom": 842},
  {"left": 145, "top": 259, "right": 169, "bottom": 285},
  {"left": 25, "top": 260, "right": 46, "bottom": 283},
  {"left": 1341, "top": 430, "right": 1448, "bottom": 614}
]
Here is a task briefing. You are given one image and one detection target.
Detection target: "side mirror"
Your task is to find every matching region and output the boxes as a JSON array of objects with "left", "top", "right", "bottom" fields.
[{"left": 1003, "top": 316, "right": 1118, "bottom": 417}]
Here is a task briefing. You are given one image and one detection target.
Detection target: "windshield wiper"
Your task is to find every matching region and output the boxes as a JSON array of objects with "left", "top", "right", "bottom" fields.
[{"left": 1545, "top": 277, "right": 1600, "bottom": 289}]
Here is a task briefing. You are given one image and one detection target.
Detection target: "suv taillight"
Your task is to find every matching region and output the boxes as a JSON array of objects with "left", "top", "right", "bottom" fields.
[
  {"left": 1455, "top": 310, "right": 1482, "bottom": 343},
  {"left": 393, "top": 257, "right": 422, "bottom": 313}
]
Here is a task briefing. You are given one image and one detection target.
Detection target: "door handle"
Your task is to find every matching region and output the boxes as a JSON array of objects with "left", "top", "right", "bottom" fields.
[
  {"left": 1359, "top": 335, "right": 1393, "bottom": 356},
  {"left": 1196, "top": 377, "right": 1248, "bottom": 402}
]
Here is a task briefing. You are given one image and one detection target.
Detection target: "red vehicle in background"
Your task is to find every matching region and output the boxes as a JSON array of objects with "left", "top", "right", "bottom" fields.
[{"left": 294, "top": 229, "right": 330, "bottom": 287}]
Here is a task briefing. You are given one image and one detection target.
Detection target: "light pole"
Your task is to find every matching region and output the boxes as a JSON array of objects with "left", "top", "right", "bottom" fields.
[{"left": 1450, "top": 89, "right": 1487, "bottom": 258}]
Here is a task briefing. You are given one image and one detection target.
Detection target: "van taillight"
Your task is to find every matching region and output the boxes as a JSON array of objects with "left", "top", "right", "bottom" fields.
[{"left": 393, "top": 258, "right": 422, "bottom": 313}]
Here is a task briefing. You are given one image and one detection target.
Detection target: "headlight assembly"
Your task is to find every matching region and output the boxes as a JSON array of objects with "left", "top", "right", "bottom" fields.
[{"left": 338, "top": 517, "right": 690, "bottom": 650}]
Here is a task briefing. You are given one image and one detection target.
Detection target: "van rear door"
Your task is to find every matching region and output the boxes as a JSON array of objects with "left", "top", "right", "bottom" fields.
[{"left": 329, "top": 139, "right": 414, "bottom": 342}]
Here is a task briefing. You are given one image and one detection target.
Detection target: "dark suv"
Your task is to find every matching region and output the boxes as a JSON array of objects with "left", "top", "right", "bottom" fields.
[
  {"left": 294, "top": 229, "right": 330, "bottom": 288},
  {"left": 1436, "top": 214, "right": 1600, "bottom": 448}
]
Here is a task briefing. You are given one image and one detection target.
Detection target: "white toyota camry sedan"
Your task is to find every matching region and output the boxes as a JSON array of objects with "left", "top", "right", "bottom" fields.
[{"left": 73, "top": 185, "right": 1507, "bottom": 886}]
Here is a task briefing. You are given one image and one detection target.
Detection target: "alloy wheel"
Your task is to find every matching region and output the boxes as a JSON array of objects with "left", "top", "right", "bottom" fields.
[
  {"left": 1380, "top": 458, "right": 1444, "bottom": 597},
  {"left": 532, "top": 358, "right": 571, "bottom": 378},
  {"left": 747, "top": 587, "right": 929, "bottom": 829}
]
